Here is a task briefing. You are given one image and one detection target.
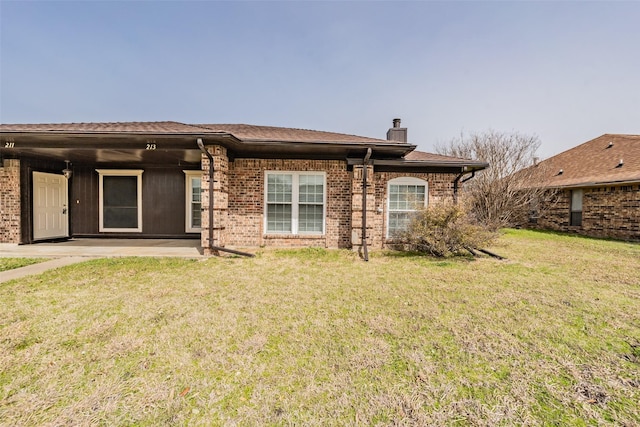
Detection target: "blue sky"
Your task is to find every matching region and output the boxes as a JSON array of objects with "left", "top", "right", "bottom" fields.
[{"left": 1, "top": 1, "right": 638, "bottom": 159}]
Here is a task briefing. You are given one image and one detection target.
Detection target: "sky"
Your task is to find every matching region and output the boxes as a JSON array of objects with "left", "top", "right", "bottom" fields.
[{"left": 1, "top": 1, "right": 639, "bottom": 159}]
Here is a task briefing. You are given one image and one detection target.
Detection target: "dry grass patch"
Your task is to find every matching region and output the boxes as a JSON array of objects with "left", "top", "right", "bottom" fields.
[{"left": 1, "top": 231, "right": 639, "bottom": 426}]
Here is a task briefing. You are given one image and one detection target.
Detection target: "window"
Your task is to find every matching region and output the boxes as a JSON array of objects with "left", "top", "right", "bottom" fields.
[
  {"left": 265, "top": 172, "right": 325, "bottom": 234},
  {"left": 570, "top": 189, "right": 583, "bottom": 226},
  {"left": 97, "top": 170, "right": 143, "bottom": 232},
  {"left": 387, "top": 177, "right": 428, "bottom": 237},
  {"left": 184, "top": 171, "right": 202, "bottom": 233}
]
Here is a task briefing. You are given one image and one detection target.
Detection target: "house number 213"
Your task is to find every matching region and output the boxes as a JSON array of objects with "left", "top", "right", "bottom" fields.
[{"left": 146, "top": 143, "right": 156, "bottom": 150}]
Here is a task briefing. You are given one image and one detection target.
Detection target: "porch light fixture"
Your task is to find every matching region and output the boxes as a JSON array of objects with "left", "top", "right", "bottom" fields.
[{"left": 62, "top": 160, "right": 72, "bottom": 179}]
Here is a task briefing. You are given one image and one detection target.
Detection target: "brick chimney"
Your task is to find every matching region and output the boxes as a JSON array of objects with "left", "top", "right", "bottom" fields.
[{"left": 386, "top": 118, "right": 407, "bottom": 142}]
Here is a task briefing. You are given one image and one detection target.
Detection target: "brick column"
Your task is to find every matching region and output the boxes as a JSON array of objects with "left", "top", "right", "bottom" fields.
[
  {"left": 201, "top": 145, "right": 228, "bottom": 255},
  {"left": 0, "top": 159, "right": 21, "bottom": 243},
  {"left": 351, "top": 164, "right": 375, "bottom": 252}
]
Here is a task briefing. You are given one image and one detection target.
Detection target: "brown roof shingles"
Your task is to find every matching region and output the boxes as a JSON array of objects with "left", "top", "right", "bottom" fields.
[
  {"left": 0, "top": 121, "right": 210, "bottom": 134},
  {"left": 404, "top": 150, "right": 477, "bottom": 163},
  {"left": 0, "top": 121, "right": 486, "bottom": 167},
  {"left": 0, "top": 121, "right": 397, "bottom": 144},
  {"left": 534, "top": 134, "right": 640, "bottom": 187},
  {"left": 198, "top": 123, "right": 394, "bottom": 144}
]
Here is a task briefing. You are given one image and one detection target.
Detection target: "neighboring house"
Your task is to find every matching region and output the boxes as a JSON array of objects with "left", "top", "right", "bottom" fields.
[
  {"left": 520, "top": 134, "right": 640, "bottom": 241},
  {"left": 0, "top": 119, "right": 487, "bottom": 254}
]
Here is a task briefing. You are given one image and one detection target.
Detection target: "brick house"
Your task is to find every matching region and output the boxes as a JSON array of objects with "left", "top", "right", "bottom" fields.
[
  {"left": 521, "top": 134, "right": 640, "bottom": 241},
  {"left": 0, "top": 120, "right": 487, "bottom": 254}
]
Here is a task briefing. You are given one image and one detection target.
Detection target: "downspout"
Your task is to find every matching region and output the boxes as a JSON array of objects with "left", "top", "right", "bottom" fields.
[
  {"left": 197, "top": 138, "right": 254, "bottom": 258},
  {"left": 453, "top": 169, "right": 476, "bottom": 204},
  {"left": 453, "top": 171, "right": 464, "bottom": 205},
  {"left": 461, "top": 170, "right": 476, "bottom": 183},
  {"left": 361, "top": 147, "right": 372, "bottom": 262}
]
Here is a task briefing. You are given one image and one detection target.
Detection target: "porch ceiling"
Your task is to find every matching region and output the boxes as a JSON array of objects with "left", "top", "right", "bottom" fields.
[
  {"left": 7, "top": 147, "right": 202, "bottom": 165},
  {"left": 0, "top": 133, "right": 218, "bottom": 165}
]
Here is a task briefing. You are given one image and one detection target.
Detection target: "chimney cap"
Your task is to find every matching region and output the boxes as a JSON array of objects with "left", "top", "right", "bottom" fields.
[{"left": 392, "top": 118, "right": 401, "bottom": 128}]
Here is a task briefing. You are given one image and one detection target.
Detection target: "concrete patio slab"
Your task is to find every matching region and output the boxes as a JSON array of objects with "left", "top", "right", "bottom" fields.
[{"left": 0, "top": 239, "right": 205, "bottom": 258}]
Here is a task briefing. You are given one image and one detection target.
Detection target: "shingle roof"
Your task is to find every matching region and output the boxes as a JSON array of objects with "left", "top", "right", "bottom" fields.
[
  {"left": 0, "top": 121, "right": 209, "bottom": 134},
  {"left": 198, "top": 123, "right": 394, "bottom": 144},
  {"left": 404, "top": 150, "right": 476, "bottom": 162},
  {"left": 532, "top": 134, "right": 640, "bottom": 187},
  {"left": 0, "top": 121, "right": 397, "bottom": 144}
]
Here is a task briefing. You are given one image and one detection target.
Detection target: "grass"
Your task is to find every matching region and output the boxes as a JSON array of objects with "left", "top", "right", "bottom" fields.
[
  {"left": 0, "top": 258, "right": 47, "bottom": 272},
  {"left": 1, "top": 229, "right": 639, "bottom": 426}
]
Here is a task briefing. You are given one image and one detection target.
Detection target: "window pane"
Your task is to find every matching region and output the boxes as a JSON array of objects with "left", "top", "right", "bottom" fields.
[
  {"left": 267, "top": 204, "right": 292, "bottom": 232},
  {"left": 570, "top": 211, "right": 582, "bottom": 227},
  {"left": 571, "top": 189, "right": 583, "bottom": 212},
  {"left": 267, "top": 174, "right": 292, "bottom": 203},
  {"left": 104, "top": 176, "right": 137, "bottom": 207},
  {"left": 388, "top": 212, "right": 410, "bottom": 236},
  {"left": 191, "top": 178, "right": 201, "bottom": 203},
  {"left": 388, "top": 181, "right": 427, "bottom": 236},
  {"left": 389, "top": 184, "right": 426, "bottom": 211},
  {"left": 103, "top": 176, "right": 138, "bottom": 229},
  {"left": 191, "top": 203, "right": 201, "bottom": 228},
  {"left": 299, "top": 204, "right": 323, "bottom": 233},
  {"left": 299, "top": 175, "right": 324, "bottom": 204}
]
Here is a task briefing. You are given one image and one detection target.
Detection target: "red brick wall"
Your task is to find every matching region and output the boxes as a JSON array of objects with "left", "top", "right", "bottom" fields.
[
  {"left": 0, "top": 159, "right": 21, "bottom": 243},
  {"left": 202, "top": 151, "right": 465, "bottom": 250},
  {"left": 227, "top": 159, "right": 352, "bottom": 248},
  {"left": 523, "top": 185, "right": 640, "bottom": 241},
  {"left": 373, "top": 171, "right": 459, "bottom": 248}
]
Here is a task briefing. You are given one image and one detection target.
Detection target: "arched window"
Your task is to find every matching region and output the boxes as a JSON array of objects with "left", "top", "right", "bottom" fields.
[{"left": 387, "top": 177, "right": 428, "bottom": 237}]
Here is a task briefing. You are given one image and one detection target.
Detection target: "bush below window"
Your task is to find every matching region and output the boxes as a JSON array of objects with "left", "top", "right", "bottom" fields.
[{"left": 394, "top": 204, "right": 498, "bottom": 257}]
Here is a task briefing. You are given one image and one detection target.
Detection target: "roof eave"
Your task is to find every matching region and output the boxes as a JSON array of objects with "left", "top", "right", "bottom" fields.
[
  {"left": 548, "top": 178, "right": 640, "bottom": 189},
  {"left": 347, "top": 158, "right": 488, "bottom": 171}
]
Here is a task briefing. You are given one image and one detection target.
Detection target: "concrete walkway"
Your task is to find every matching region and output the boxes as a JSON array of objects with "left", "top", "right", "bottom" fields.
[
  {"left": 0, "top": 257, "right": 94, "bottom": 284},
  {"left": 0, "top": 239, "right": 206, "bottom": 283}
]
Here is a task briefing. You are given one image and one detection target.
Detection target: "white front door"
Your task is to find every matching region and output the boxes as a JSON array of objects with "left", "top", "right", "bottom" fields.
[{"left": 33, "top": 172, "right": 69, "bottom": 240}]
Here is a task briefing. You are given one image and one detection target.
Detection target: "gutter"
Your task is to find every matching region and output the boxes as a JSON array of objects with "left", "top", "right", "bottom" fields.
[
  {"left": 361, "top": 148, "right": 372, "bottom": 262},
  {"left": 346, "top": 158, "right": 489, "bottom": 169},
  {"left": 197, "top": 138, "right": 254, "bottom": 257}
]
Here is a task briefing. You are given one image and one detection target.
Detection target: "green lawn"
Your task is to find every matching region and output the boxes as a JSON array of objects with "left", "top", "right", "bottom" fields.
[{"left": 1, "top": 230, "right": 639, "bottom": 426}]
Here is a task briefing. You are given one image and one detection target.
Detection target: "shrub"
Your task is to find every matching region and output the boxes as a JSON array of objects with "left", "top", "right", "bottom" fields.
[{"left": 397, "top": 204, "right": 498, "bottom": 257}]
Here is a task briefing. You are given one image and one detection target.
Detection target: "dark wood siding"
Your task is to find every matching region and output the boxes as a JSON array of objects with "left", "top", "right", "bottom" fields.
[
  {"left": 70, "top": 165, "right": 99, "bottom": 235},
  {"left": 142, "top": 168, "right": 187, "bottom": 235},
  {"left": 70, "top": 165, "right": 199, "bottom": 238}
]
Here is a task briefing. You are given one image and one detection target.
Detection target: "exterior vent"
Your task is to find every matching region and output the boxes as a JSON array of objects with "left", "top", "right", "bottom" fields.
[{"left": 386, "top": 118, "right": 407, "bottom": 143}]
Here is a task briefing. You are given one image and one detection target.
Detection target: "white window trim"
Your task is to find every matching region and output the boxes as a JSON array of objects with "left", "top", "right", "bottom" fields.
[
  {"left": 386, "top": 177, "right": 428, "bottom": 238},
  {"left": 184, "top": 170, "right": 203, "bottom": 233},
  {"left": 97, "top": 169, "right": 144, "bottom": 233},
  {"left": 264, "top": 171, "right": 326, "bottom": 235}
]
